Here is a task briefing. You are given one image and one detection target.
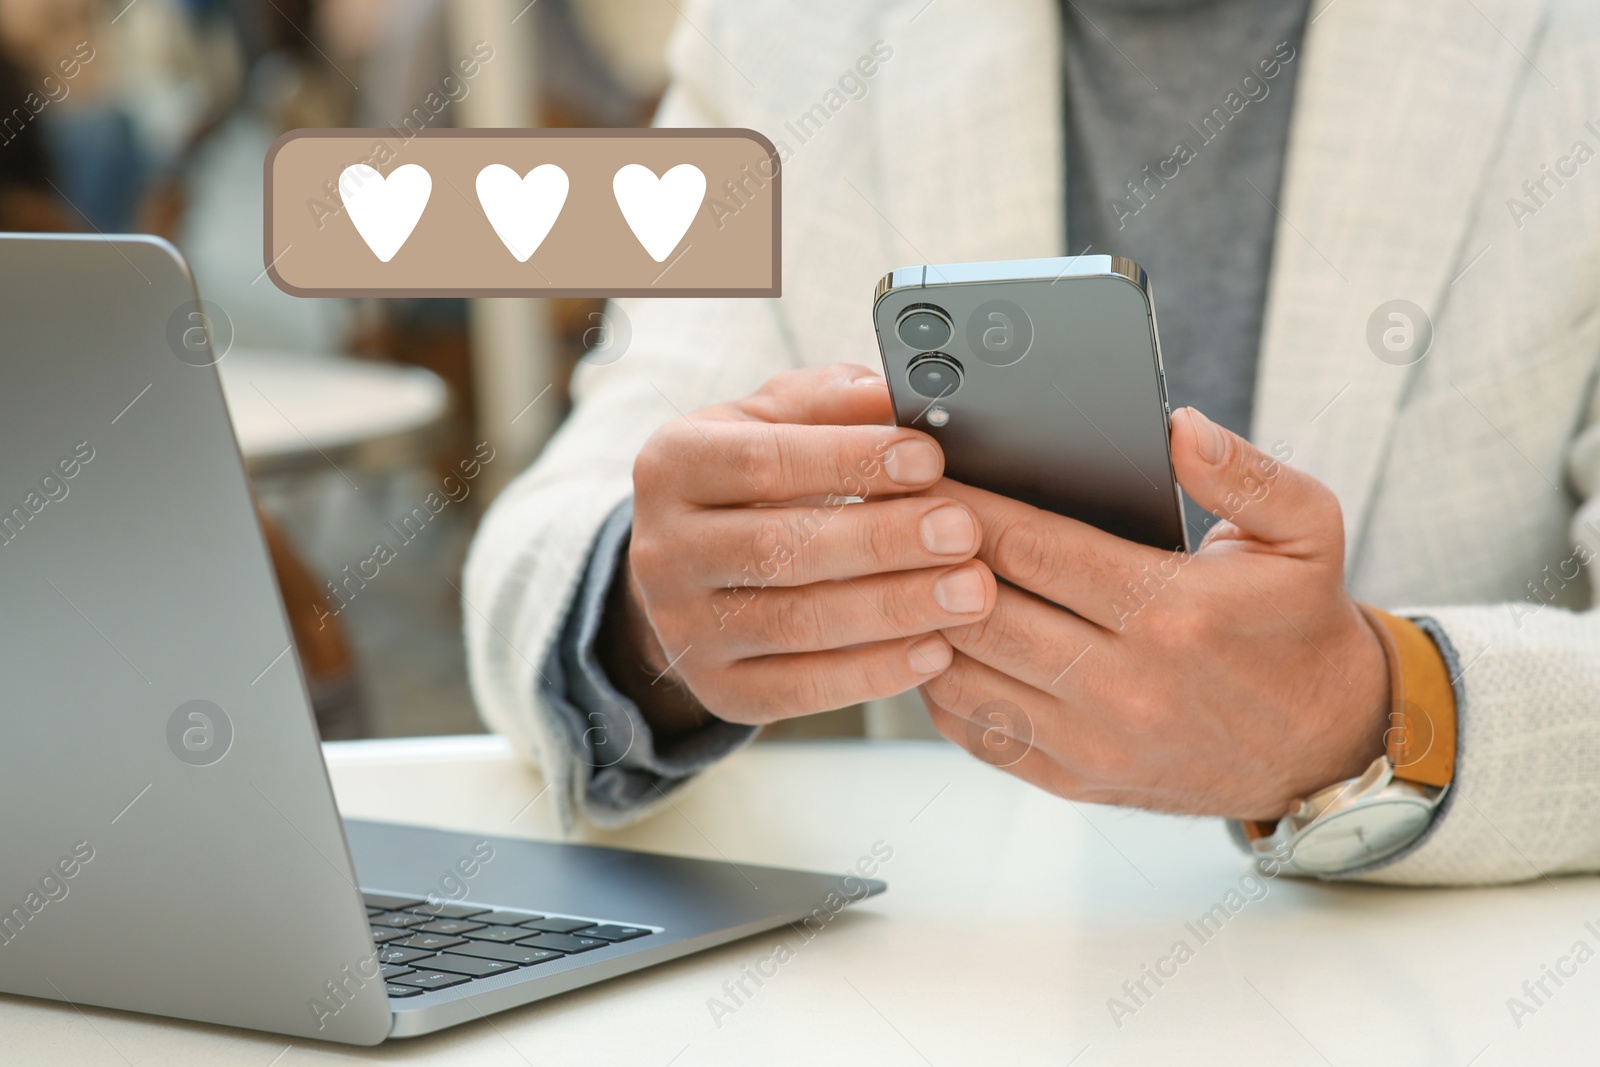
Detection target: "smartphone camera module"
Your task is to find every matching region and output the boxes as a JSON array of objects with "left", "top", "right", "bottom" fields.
[
  {"left": 896, "top": 305, "right": 953, "bottom": 351},
  {"left": 907, "top": 355, "right": 963, "bottom": 400}
]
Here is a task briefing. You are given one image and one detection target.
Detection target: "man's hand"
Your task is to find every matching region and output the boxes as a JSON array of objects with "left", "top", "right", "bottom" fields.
[
  {"left": 607, "top": 364, "right": 999, "bottom": 736},
  {"left": 921, "top": 407, "right": 1390, "bottom": 821}
]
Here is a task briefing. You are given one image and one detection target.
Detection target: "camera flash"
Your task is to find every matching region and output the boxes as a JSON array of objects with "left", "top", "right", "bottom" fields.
[{"left": 926, "top": 406, "right": 950, "bottom": 427}]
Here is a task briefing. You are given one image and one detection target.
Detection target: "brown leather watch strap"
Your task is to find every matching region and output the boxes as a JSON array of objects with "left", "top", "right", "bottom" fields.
[{"left": 1358, "top": 605, "right": 1457, "bottom": 788}]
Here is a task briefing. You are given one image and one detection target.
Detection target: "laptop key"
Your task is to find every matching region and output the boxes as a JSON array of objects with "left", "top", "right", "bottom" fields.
[
  {"left": 448, "top": 941, "right": 566, "bottom": 966},
  {"left": 363, "top": 892, "right": 426, "bottom": 911},
  {"left": 395, "top": 932, "right": 468, "bottom": 951},
  {"left": 424, "top": 953, "right": 519, "bottom": 978},
  {"left": 390, "top": 970, "right": 472, "bottom": 992},
  {"left": 376, "top": 945, "right": 436, "bottom": 966},
  {"left": 582, "top": 925, "right": 652, "bottom": 942},
  {"left": 386, "top": 983, "right": 426, "bottom": 998},
  {"left": 417, "top": 918, "right": 486, "bottom": 936},
  {"left": 520, "top": 917, "right": 596, "bottom": 934},
  {"left": 470, "top": 910, "right": 545, "bottom": 926},
  {"left": 461, "top": 924, "right": 538, "bottom": 943},
  {"left": 371, "top": 911, "right": 433, "bottom": 929},
  {"left": 368, "top": 925, "right": 409, "bottom": 945},
  {"left": 381, "top": 965, "right": 416, "bottom": 981},
  {"left": 517, "top": 933, "right": 607, "bottom": 953},
  {"left": 405, "top": 902, "right": 491, "bottom": 920}
]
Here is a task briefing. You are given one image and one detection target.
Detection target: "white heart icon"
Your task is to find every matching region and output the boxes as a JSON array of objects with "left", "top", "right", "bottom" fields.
[
  {"left": 475, "top": 163, "right": 570, "bottom": 262},
  {"left": 338, "top": 163, "right": 432, "bottom": 263},
  {"left": 612, "top": 163, "right": 707, "bottom": 263}
]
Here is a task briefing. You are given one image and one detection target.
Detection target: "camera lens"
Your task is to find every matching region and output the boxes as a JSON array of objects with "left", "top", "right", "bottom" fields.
[
  {"left": 907, "top": 356, "right": 963, "bottom": 400},
  {"left": 897, "top": 307, "right": 953, "bottom": 350}
]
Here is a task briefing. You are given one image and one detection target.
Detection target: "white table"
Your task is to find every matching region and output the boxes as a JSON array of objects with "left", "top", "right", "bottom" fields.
[
  {"left": 217, "top": 349, "right": 449, "bottom": 479},
  {"left": 5, "top": 736, "right": 1594, "bottom": 1064}
]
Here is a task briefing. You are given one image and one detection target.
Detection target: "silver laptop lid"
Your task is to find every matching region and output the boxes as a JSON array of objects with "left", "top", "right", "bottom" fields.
[{"left": 0, "top": 234, "right": 390, "bottom": 1044}]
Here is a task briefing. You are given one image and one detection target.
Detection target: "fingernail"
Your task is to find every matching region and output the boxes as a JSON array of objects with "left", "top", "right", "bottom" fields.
[
  {"left": 907, "top": 635, "right": 952, "bottom": 675},
  {"left": 1188, "top": 407, "right": 1227, "bottom": 464},
  {"left": 884, "top": 440, "right": 941, "bottom": 484},
  {"left": 852, "top": 372, "right": 886, "bottom": 389},
  {"left": 933, "top": 566, "right": 986, "bottom": 614},
  {"left": 920, "top": 505, "right": 976, "bottom": 555}
]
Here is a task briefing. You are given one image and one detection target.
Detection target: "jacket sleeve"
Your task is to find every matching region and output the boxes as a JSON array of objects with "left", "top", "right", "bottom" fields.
[
  {"left": 541, "top": 500, "right": 758, "bottom": 827},
  {"left": 1344, "top": 381, "right": 1600, "bottom": 885}
]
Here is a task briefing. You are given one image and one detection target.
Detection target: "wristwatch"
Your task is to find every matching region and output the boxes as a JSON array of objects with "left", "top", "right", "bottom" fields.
[
  {"left": 1243, "top": 606, "right": 1457, "bottom": 876},
  {"left": 1247, "top": 754, "right": 1445, "bottom": 874}
]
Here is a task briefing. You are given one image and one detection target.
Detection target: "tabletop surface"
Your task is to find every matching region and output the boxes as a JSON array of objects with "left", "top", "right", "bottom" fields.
[
  {"left": 217, "top": 348, "right": 448, "bottom": 465},
  {"left": 4, "top": 735, "right": 1594, "bottom": 1065}
]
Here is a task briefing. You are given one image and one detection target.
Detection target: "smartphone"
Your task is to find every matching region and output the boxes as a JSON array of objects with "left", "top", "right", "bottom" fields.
[{"left": 872, "top": 254, "right": 1188, "bottom": 552}]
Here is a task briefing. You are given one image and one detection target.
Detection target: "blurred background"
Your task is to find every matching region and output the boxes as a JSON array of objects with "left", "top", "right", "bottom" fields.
[{"left": 0, "top": 0, "right": 681, "bottom": 739}]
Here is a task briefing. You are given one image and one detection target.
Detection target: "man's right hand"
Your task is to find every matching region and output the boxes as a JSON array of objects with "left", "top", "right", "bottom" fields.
[{"left": 602, "top": 364, "right": 997, "bottom": 737}]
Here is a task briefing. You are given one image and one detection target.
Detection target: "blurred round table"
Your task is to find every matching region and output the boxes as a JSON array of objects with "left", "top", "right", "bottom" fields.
[
  {"left": 215, "top": 349, "right": 451, "bottom": 741},
  {"left": 217, "top": 348, "right": 449, "bottom": 478}
]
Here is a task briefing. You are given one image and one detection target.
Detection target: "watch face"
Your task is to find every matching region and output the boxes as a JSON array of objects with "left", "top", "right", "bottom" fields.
[{"left": 1290, "top": 798, "right": 1435, "bottom": 873}]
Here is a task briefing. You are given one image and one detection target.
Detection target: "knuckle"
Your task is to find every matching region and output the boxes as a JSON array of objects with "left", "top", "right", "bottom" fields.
[
  {"left": 699, "top": 664, "right": 778, "bottom": 724},
  {"left": 765, "top": 592, "right": 825, "bottom": 650},
  {"left": 1161, "top": 600, "right": 1213, "bottom": 649},
  {"left": 723, "top": 426, "right": 780, "bottom": 497},
  {"left": 667, "top": 648, "right": 704, "bottom": 686},
  {"left": 1116, "top": 689, "right": 1167, "bottom": 737},
  {"left": 838, "top": 450, "right": 876, "bottom": 499},
  {"left": 1232, "top": 449, "right": 1263, "bottom": 492},
  {"left": 739, "top": 668, "right": 819, "bottom": 716},
  {"left": 767, "top": 431, "right": 805, "bottom": 499},
  {"left": 746, "top": 367, "right": 807, "bottom": 410},
  {"left": 1307, "top": 483, "right": 1344, "bottom": 531},
  {"left": 708, "top": 582, "right": 751, "bottom": 633},
  {"left": 1157, "top": 602, "right": 1201, "bottom": 644},
  {"left": 745, "top": 514, "right": 791, "bottom": 571},
  {"left": 649, "top": 608, "right": 693, "bottom": 659},
  {"left": 952, "top": 600, "right": 1007, "bottom": 653},
  {"left": 991, "top": 518, "right": 1060, "bottom": 590},
  {"left": 716, "top": 659, "right": 832, "bottom": 716},
  {"left": 632, "top": 429, "right": 675, "bottom": 494},
  {"left": 785, "top": 504, "right": 834, "bottom": 574},
  {"left": 628, "top": 533, "right": 667, "bottom": 586},
  {"left": 857, "top": 507, "right": 902, "bottom": 568},
  {"left": 695, "top": 682, "right": 746, "bottom": 723},
  {"left": 741, "top": 380, "right": 784, "bottom": 419},
  {"left": 790, "top": 671, "right": 838, "bottom": 713},
  {"left": 874, "top": 576, "right": 923, "bottom": 630},
  {"left": 854, "top": 652, "right": 900, "bottom": 702}
]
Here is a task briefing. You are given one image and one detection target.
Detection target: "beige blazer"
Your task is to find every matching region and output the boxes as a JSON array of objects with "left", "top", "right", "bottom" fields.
[{"left": 464, "top": 0, "right": 1600, "bottom": 884}]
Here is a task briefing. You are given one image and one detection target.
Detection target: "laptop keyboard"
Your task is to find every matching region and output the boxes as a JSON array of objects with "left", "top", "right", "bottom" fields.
[{"left": 361, "top": 891, "right": 656, "bottom": 999}]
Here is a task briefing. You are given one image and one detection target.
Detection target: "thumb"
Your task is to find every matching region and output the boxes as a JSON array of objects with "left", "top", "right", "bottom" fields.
[
  {"left": 1168, "top": 407, "right": 1341, "bottom": 550},
  {"left": 735, "top": 363, "right": 894, "bottom": 427}
]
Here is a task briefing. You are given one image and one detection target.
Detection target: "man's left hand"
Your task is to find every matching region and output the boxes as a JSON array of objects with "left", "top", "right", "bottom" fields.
[{"left": 921, "top": 407, "right": 1390, "bottom": 821}]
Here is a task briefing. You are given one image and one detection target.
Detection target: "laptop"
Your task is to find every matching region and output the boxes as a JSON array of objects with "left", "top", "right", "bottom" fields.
[{"left": 0, "top": 233, "right": 884, "bottom": 1044}]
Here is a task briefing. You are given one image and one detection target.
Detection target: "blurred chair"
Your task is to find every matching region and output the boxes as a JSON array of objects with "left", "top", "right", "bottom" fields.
[
  {"left": 220, "top": 348, "right": 450, "bottom": 737},
  {"left": 257, "top": 508, "right": 368, "bottom": 739}
]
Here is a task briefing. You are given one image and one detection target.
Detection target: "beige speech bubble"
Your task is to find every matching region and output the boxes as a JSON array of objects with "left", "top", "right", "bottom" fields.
[{"left": 264, "top": 128, "right": 781, "bottom": 297}]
